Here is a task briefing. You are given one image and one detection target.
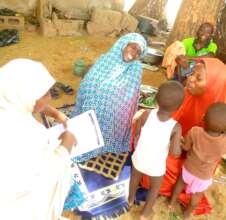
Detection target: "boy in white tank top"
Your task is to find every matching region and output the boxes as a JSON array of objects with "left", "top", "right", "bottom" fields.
[{"left": 128, "top": 81, "right": 185, "bottom": 220}]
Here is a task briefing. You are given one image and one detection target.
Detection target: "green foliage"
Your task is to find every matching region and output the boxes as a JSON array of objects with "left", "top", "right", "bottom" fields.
[{"left": 169, "top": 211, "right": 181, "bottom": 220}]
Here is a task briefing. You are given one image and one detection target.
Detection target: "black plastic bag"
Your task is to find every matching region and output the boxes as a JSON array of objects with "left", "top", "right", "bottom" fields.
[{"left": 0, "top": 29, "right": 19, "bottom": 47}]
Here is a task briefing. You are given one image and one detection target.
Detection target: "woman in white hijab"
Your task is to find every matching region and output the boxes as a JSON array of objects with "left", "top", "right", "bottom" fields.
[{"left": 0, "top": 58, "right": 76, "bottom": 220}]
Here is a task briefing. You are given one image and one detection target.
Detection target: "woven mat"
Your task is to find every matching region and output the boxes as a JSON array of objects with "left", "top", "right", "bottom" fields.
[{"left": 78, "top": 152, "right": 128, "bottom": 180}]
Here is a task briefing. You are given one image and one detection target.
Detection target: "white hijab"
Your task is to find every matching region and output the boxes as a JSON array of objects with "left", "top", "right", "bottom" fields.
[
  {"left": 0, "top": 58, "right": 55, "bottom": 115},
  {"left": 0, "top": 59, "right": 58, "bottom": 219}
]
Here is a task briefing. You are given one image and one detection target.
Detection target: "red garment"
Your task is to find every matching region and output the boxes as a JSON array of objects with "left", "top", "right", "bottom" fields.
[
  {"left": 139, "top": 58, "right": 226, "bottom": 215},
  {"left": 173, "top": 58, "right": 226, "bottom": 136}
]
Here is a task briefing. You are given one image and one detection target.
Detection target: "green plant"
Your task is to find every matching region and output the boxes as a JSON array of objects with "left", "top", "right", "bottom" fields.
[{"left": 169, "top": 211, "right": 181, "bottom": 220}]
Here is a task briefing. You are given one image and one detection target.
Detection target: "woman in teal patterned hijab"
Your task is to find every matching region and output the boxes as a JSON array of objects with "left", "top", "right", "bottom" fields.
[{"left": 71, "top": 33, "right": 147, "bottom": 163}]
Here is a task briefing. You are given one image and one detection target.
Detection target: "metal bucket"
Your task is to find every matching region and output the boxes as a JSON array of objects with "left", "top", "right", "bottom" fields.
[{"left": 142, "top": 47, "right": 164, "bottom": 65}]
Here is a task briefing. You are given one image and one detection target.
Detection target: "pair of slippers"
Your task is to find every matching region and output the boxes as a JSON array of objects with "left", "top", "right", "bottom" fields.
[{"left": 50, "top": 82, "right": 75, "bottom": 99}]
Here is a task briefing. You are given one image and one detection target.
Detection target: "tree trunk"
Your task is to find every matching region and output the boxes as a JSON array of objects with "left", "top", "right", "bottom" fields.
[
  {"left": 129, "top": 0, "right": 168, "bottom": 20},
  {"left": 129, "top": 0, "right": 150, "bottom": 16},
  {"left": 215, "top": 3, "right": 226, "bottom": 63},
  {"left": 166, "top": 0, "right": 224, "bottom": 46},
  {"left": 148, "top": 0, "right": 168, "bottom": 20}
]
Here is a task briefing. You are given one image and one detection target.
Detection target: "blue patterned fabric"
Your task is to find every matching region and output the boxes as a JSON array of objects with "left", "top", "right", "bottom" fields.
[
  {"left": 71, "top": 33, "right": 147, "bottom": 163},
  {"left": 65, "top": 154, "right": 131, "bottom": 218},
  {"left": 64, "top": 180, "right": 85, "bottom": 210}
]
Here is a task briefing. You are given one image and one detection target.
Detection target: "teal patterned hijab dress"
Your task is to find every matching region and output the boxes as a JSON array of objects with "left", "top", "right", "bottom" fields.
[
  {"left": 71, "top": 33, "right": 147, "bottom": 163},
  {"left": 64, "top": 33, "right": 147, "bottom": 211}
]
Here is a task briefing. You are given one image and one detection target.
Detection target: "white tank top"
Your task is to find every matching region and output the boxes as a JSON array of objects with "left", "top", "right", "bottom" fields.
[{"left": 132, "top": 109, "right": 176, "bottom": 176}]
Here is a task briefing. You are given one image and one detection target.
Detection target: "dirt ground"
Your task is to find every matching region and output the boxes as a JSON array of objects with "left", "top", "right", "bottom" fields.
[{"left": 1, "top": 30, "right": 226, "bottom": 220}]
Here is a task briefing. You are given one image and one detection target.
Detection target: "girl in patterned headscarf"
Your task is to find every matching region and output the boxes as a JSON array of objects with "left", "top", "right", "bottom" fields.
[{"left": 71, "top": 33, "right": 147, "bottom": 163}]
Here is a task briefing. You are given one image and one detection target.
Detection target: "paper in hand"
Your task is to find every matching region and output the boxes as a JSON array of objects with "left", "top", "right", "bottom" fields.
[{"left": 47, "top": 110, "right": 104, "bottom": 157}]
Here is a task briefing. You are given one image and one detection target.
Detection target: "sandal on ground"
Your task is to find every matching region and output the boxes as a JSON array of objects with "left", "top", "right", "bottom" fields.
[{"left": 55, "top": 82, "right": 75, "bottom": 95}]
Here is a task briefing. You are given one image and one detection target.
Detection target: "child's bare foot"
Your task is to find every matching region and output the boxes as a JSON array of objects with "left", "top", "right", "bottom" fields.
[
  {"left": 168, "top": 203, "right": 181, "bottom": 220},
  {"left": 168, "top": 204, "right": 176, "bottom": 212},
  {"left": 140, "top": 209, "right": 155, "bottom": 220},
  {"left": 183, "top": 209, "right": 191, "bottom": 220},
  {"left": 140, "top": 214, "right": 153, "bottom": 220},
  {"left": 168, "top": 198, "right": 177, "bottom": 211},
  {"left": 128, "top": 202, "right": 134, "bottom": 209},
  {"left": 140, "top": 215, "right": 148, "bottom": 220},
  {"left": 127, "top": 197, "right": 134, "bottom": 209}
]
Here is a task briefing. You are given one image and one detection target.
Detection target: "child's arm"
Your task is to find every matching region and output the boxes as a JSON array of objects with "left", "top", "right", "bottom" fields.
[
  {"left": 169, "top": 123, "right": 182, "bottom": 157},
  {"left": 42, "top": 104, "right": 69, "bottom": 127},
  {"left": 182, "top": 129, "right": 193, "bottom": 151}
]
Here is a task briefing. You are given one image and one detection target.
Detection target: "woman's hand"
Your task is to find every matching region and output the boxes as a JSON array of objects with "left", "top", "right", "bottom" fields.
[
  {"left": 57, "top": 111, "right": 69, "bottom": 128},
  {"left": 42, "top": 104, "right": 69, "bottom": 128},
  {"left": 58, "top": 130, "right": 77, "bottom": 153},
  {"left": 175, "top": 55, "right": 189, "bottom": 69}
]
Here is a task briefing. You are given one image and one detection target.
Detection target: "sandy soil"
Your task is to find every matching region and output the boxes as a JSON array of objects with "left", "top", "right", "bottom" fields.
[{"left": 1, "top": 30, "right": 226, "bottom": 220}]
